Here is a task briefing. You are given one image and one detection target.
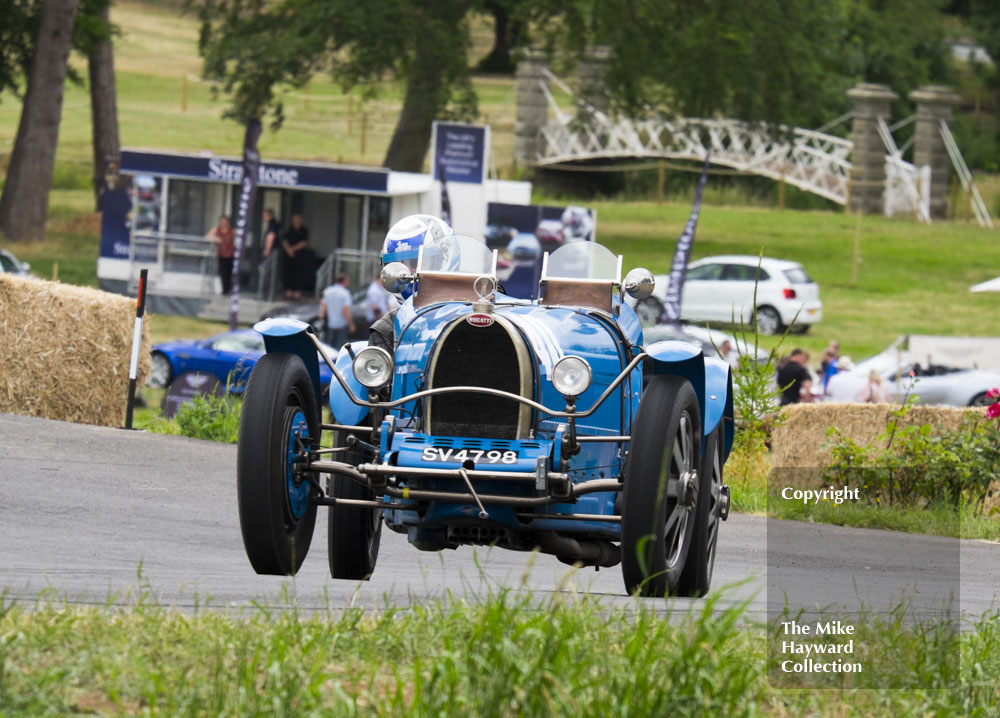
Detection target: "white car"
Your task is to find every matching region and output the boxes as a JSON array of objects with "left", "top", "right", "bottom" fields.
[{"left": 628, "top": 255, "right": 822, "bottom": 335}]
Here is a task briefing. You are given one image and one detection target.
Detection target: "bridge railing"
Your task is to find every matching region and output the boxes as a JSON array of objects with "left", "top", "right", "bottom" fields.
[{"left": 537, "top": 114, "right": 854, "bottom": 205}]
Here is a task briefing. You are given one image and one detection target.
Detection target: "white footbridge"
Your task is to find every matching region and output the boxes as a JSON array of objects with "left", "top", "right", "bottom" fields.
[{"left": 533, "top": 71, "right": 992, "bottom": 228}]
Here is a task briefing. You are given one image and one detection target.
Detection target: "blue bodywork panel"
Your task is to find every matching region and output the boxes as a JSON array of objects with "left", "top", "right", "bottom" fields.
[
  {"left": 254, "top": 318, "right": 323, "bottom": 407},
  {"left": 645, "top": 339, "right": 734, "bottom": 457}
]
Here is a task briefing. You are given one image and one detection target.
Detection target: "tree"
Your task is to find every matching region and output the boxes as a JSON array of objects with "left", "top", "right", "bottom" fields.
[
  {"left": 197, "top": 0, "right": 477, "bottom": 172},
  {"left": 198, "top": 0, "right": 953, "bottom": 174},
  {"left": 0, "top": 1, "right": 41, "bottom": 100},
  {"left": 476, "top": 0, "right": 526, "bottom": 74},
  {"left": 0, "top": 0, "right": 80, "bottom": 243},
  {"left": 839, "top": 0, "right": 951, "bottom": 110},
  {"left": 79, "top": 1, "right": 119, "bottom": 211}
]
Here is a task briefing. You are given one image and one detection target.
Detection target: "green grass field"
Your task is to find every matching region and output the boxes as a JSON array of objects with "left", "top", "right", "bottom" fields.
[{"left": 2, "top": 586, "right": 998, "bottom": 717}]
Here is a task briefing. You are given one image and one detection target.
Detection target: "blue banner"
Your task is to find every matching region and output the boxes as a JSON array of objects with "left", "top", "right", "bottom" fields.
[{"left": 661, "top": 154, "right": 711, "bottom": 324}]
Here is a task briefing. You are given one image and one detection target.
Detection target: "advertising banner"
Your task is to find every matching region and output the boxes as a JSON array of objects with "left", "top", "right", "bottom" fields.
[
  {"left": 119, "top": 149, "right": 389, "bottom": 193},
  {"left": 228, "top": 118, "right": 263, "bottom": 330},
  {"left": 661, "top": 153, "right": 710, "bottom": 324},
  {"left": 432, "top": 122, "right": 489, "bottom": 184}
]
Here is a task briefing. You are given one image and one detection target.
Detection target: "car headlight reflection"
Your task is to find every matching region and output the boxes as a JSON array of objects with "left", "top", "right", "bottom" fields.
[
  {"left": 352, "top": 347, "right": 393, "bottom": 389},
  {"left": 552, "top": 355, "right": 592, "bottom": 399}
]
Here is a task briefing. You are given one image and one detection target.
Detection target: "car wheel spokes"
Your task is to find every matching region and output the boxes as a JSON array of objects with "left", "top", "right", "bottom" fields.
[
  {"left": 704, "top": 445, "right": 723, "bottom": 581},
  {"left": 665, "top": 413, "right": 692, "bottom": 569}
]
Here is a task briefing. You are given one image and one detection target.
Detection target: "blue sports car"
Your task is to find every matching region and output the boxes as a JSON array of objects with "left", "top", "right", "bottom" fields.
[
  {"left": 236, "top": 234, "right": 734, "bottom": 597},
  {"left": 149, "top": 329, "right": 335, "bottom": 393}
]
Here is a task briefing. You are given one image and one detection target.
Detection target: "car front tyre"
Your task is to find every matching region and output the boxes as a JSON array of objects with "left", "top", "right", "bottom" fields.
[
  {"left": 755, "top": 306, "right": 782, "bottom": 335},
  {"left": 237, "top": 353, "right": 320, "bottom": 575},
  {"left": 622, "top": 375, "right": 701, "bottom": 597}
]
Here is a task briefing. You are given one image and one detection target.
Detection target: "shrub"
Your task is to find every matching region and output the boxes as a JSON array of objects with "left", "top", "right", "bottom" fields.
[
  {"left": 823, "top": 396, "right": 1000, "bottom": 514},
  {"left": 175, "top": 392, "right": 241, "bottom": 443}
]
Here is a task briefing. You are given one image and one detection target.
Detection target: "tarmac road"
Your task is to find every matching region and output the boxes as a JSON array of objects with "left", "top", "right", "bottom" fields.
[{"left": 1, "top": 413, "right": 997, "bottom": 620}]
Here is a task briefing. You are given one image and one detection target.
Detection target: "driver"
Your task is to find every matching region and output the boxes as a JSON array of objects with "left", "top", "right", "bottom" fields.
[{"left": 369, "top": 214, "right": 453, "bottom": 352}]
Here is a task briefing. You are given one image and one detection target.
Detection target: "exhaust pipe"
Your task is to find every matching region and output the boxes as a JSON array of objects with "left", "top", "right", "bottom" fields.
[{"left": 537, "top": 532, "right": 620, "bottom": 568}]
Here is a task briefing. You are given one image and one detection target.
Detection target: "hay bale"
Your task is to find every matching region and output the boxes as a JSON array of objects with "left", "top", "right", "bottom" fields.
[
  {"left": 0, "top": 274, "right": 150, "bottom": 427},
  {"left": 771, "top": 402, "right": 985, "bottom": 469}
]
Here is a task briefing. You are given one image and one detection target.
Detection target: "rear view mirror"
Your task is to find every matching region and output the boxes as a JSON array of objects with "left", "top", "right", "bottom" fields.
[
  {"left": 381, "top": 262, "right": 413, "bottom": 294},
  {"left": 623, "top": 268, "right": 655, "bottom": 300}
]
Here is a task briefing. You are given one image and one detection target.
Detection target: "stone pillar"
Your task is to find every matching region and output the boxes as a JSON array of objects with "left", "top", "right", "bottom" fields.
[
  {"left": 513, "top": 48, "right": 549, "bottom": 166},
  {"left": 577, "top": 46, "right": 611, "bottom": 119},
  {"left": 847, "top": 83, "right": 897, "bottom": 215},
  {"left": 909, "top": 85, "right": 960, "bottom": 220}
]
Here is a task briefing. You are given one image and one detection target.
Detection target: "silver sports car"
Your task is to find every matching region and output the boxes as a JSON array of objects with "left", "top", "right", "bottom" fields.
[{"left": 826, "top": 337, "right": 1000, "bottom": 407}]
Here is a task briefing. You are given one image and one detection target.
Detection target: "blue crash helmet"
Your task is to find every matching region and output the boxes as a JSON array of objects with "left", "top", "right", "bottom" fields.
[{"left": 381, "top": 214, "right": 454, "bottom": 299}]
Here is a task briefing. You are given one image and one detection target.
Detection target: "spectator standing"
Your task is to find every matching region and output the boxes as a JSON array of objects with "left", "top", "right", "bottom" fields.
[
  {"left": 281, "top": 213, "right": 310, "bottom": 300},
  {"left": 365, "top": 270, "right": 390, "bottom": 325},
  {"left": 856, "top": 370, "right": 891, "bottom": 403},
  {"left": 261, "top": 208, "right": 281, "bottom": 258},
  {"left": 206, "top": 215, "right": 235, "bottom": 295},
  {"left": 718, "top": 339, "right": 740, "bottom": 370},
  {"left": 819, "top": 340, "right": 840, "bottom": 374},
  {"left": 320, "top": 274, "right": 355, "bottom": 349},
  {"left": 776, "top": 348, "right": 813, "bottom": 405}
]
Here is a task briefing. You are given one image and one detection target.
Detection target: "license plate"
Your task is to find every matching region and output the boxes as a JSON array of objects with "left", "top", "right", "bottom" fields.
[{"left": 421, "top": 447, "right": 518, "bottom": 465}]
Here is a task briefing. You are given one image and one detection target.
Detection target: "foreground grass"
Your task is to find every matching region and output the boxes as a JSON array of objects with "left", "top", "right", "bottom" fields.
[{"left": 1, "top": 588, "right": 997, "bottom": 717}]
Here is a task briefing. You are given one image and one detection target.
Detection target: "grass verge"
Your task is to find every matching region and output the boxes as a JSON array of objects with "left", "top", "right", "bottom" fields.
[
  {"left": 723, "top": 442, "right": 999, "bottom": 540},
  {"left": 0, "top": 587, "right": 997, "bottom": 716},
  {"left": 771, "top": 493, "right": 1000, "bottom": 541}
]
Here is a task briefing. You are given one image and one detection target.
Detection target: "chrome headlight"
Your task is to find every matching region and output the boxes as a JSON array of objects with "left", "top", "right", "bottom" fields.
[
  {"left": 352, "top": 346, "right": 393, "bottom": 389},
  {"left": 552, "top": 355, "right": 592, "bottom": 399}
]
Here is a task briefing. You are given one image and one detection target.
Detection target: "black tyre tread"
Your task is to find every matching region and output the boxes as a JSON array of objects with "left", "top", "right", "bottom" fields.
[
  {"left": 237, "top": 353, "right": 319, "bottom": 576},
  {"left": 622, "top": 375, "right": 701, "bottom": 597},
  {"left": 328, "top": 427, "right": 381, "bottom": 580},
  {"left": 677, "top": 425, "right": 722, "bottom": 597}
]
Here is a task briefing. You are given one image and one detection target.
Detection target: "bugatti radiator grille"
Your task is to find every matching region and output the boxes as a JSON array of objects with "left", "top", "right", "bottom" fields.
[{"left": 427, "top": 321, "right": 525, "bottom": 439}]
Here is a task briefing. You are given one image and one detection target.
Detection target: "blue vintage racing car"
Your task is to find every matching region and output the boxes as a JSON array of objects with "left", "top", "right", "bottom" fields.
[{"left": 236, "top": 236, "right": 733, "bottom": 596}]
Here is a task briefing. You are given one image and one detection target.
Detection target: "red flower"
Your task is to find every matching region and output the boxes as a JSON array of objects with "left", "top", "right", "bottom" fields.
[
  {"left": 987, "top": 387, "right": 1000, "bottom": 400},
  {"left": 988, "top": 403, "right": 1000, "bottom": 419}
]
